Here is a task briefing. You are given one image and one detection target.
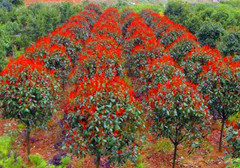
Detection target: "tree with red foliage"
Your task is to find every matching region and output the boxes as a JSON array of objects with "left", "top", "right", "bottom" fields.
[
  {"left": 75, "top": 9, "right": 124, "bottom": 80},
  {"left": 84, "top": 3, "right": 102, "bottom": 16},
  {"left": 123, "top": 16, "right": 159, "bottom": 77},
  {"left": 140, "top": 9, "right": 162, "bottom": 28},
  {"left": 79, "top": 9, "right": 99, "bottom": 28},
  {"left": 148, "top": 75, "right": 208, "bottom": 168},
  {"left": 182, "top": 45, "right": 220, "bottom": 84},
  {"left": 91, "top": 7, "right": 122, "bottom": 43},
  {"left": 100, "top": 7, "right": 120, "bottom": 22},
  {"left": 79, "top": 35, "right": 123, "bottom": 79},
  {"left": 44, "top": 44, "right": 72, "bottom": 90},
  {"left": 62, "top": 74, "right": 143, "bottom": 168},
  {"left": 0, "top": 56, "right": 59, "bottom": 158},
  {"left": 51, "top": 21, "right": 86, "bottom": 67},
  {"left": 199, "top": 55, "right": 240, "bottom": 151},
  {"left": 140, "top": 55, "right": 184, "bottom": 93},
  {"left": 92, "top": 18, "right": 122, "bottom": 42},
  {"left": 120, "top": 11, "right": 141, "bottom": 36},
  {"left": 25, "top": 36, "right": 52, "bottom": 59},
  {"left": 160, "top": 23, "right": 188, "bottom": 47},
  {"left": 165, "top": 33, "right": 198, "bottom": 63}
]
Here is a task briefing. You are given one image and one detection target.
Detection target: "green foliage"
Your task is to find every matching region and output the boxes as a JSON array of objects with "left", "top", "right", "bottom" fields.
[
  {"left": 184, "top": 15, "right": 202, "bottom": 34},
  {"left": 198, "top": 6, "right": 214, "bottom": 21},
  {"left": 0, "top": 24, "right": 10, "bottom": 70},
  {"left": 164, "top": 0, "right": 190, "bottom": 24},
  {"left": 0, "top": 2, "right": 81, "bottom": 71},
  {"left": 218, "top": 27, "right": 240, "bottom": 56},
  {"left": 197, "top": 21, "right": 224, "bottom": 48},
  {"left": 0, "top": 136, "right": 70, "bottom": 168},
  {"left": 128, "top": 3, "right": 162, "bottom": 13},
  {"left": 30, "top": 154, "right": 50, "bottom": 168},
  {"left": 114, "top": 0, "right": 129, "bottom": 10},
  {"left": 0, "top": 136, "right": 23, "bottom": 168},
  {"left": 57, "top": 2, "right": 83, "bottom": 23},
  {"left": 221, "top": 0, "right": 240, "bottom": 9},
  {"left": 226, "top": 158, "right": 240, "bottom": 168},
  {"left": 164, "top": 0, "right": 240, "bottom": 55},
  {"left": 0, "top": 0, "right": 23, "bottom": 11},
  {"left": 136, "top": 155, "right": 146, "bottom": 168}
]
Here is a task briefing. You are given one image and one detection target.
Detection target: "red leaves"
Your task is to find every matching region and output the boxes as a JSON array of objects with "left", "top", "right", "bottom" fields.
[
  {"left": 201, "top": 53, "right": 240, "bottom": 81},
  {"left": 116, "top": 107, "right": 125, "bottom": 117},
  {"left": 69, "top": 74, "right": 135, "bottom": 105},
  {"left": 1, "top": 56, "right": 49, "bottom": 78},
  {"left": 148, "top": 75, "right": 206, "bottom": 113}
]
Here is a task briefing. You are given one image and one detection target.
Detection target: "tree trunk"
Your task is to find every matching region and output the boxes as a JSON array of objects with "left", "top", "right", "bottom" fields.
[
  {"left": 62, "top": 78, "right": 65, "bottom": 92},
  {"left": 26, "top": 126, "right": 31, "bottom": 161},
  {"left": 172, "top": 143, "right": 178, "bottom": 168},
  {"left": 219, "top": 117, "right": 225, "bottom": 152},
  {"left": 96, "top": 153, "right": 101, "bottom": 168}
]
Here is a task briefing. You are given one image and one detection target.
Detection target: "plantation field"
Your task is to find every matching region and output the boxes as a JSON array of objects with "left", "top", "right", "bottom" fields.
[{"left": 0, "top": 1, "right": 239, "bottom": 168}]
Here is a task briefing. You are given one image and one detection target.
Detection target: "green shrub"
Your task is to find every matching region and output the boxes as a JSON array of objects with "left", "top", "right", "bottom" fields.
[
  {"left": 198, "top": 7, "right": 214, "bottom": 21},
  {"left": 56, "top": 2, "right": 82, "bottom": 23},
  {"left": 218, "top": 27, "right": 240, "bottom": 56},
  {"left": 0, "top": 0, "right": 23, "bottom": 11},
  {"left": 164, "top": 0, "right": 190, "bottom": 24},
  {"left": 211, "top": 8, "right": 230, "bottom": 25},
  {"left": 197, "top": 21, "right": 224, "bottom": 48},
  {"left": 184, "top": 15, "right": 202, "bottom": 34},
  {"left": 221, "top": 0, "right": 240, "bottom": 9},
  {"left": 0, "top": 9, "right": 10, "bottom": 23}
]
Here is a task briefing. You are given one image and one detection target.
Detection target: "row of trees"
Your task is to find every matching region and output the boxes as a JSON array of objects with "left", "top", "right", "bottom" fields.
[{"left": 0, "top": 3, "right": 239, "bottom": 168}]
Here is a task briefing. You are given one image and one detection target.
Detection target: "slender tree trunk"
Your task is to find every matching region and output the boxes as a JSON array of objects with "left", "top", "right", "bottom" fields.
[
  {"left": 172, "top": 143, "right": 178, "bottom": 168},
  {"left": 96, "top": 153, "right": 101, "bottom": 168},
  {"left": 62, "top": 78, "right": 65, "bottom": 92},
  {"left": 26, "top": 126, "right": 31, "bottom": 161},
  {"left": 219, "top": 117, "right": 225, "bottom": 152}
]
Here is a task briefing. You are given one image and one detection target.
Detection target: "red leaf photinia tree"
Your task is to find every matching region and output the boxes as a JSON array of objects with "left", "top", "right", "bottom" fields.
[
  {"left": 0, "top": 56, "right": 59, "bottom": 157},
  {"left": 140, "top": 55, "right": 184, "bottom": 93},
  {"left": 182, "top": 45, "right": 220, "bottom": 84},
  {"left": 199, "top": 55, "right": 240, "bottom": 151},
  {"left": 62, "top": 74, "right": 143, "bottom": 168},
  {"left": 148, "top": 75, "right": 209, "bottom": 168}
]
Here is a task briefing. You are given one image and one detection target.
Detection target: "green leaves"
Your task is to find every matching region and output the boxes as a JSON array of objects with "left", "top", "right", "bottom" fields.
[{"left": 63, "top": 75, "right": 143, "bottom": 166}]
